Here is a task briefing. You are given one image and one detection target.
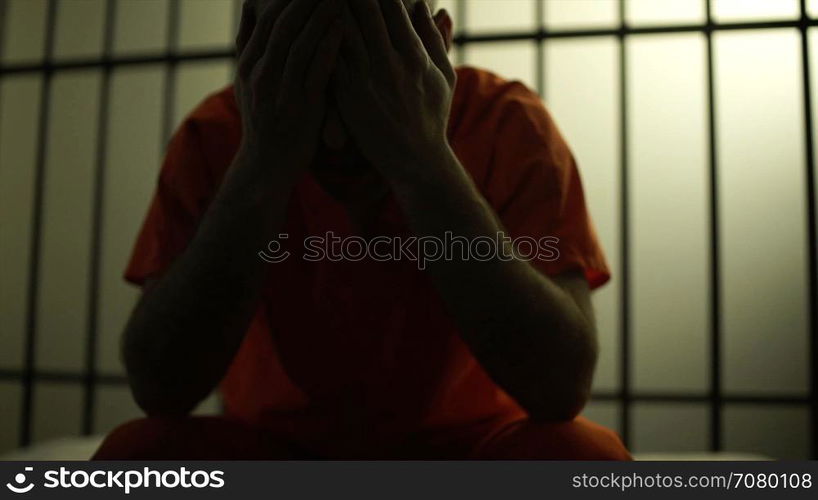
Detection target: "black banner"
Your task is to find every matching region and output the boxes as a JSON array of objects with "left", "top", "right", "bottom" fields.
[{"left": 0, "top": 461, "right": 816, "bottom": 499}]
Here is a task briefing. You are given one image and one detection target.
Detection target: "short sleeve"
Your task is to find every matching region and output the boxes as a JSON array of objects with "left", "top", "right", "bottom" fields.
[
  {"left": 485, "top": 83, "right": 610, "bottom": 289},
  {"left": 124, "top": 119, "right": 215, "bottom": 286}
]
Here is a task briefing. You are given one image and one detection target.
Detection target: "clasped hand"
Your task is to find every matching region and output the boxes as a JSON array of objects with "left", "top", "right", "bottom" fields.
[{"left": 234, "top": 0, "right": 456, "bottom": 183}]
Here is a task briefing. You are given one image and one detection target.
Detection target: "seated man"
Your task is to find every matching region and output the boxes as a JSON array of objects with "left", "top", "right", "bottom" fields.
[{"left": 94, "top": 0, "right": 630, "bottom": 460}]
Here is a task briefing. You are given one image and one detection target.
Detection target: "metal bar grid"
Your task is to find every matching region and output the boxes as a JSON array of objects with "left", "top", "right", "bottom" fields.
[
  {"left": 82, "top": 0, "right": 117, "bottom": 438},
  {"left": 162, "top": 0, "right": 181, "bottom": 146},
  {"left": 616, "top": 0, "right": 632, "bottom": 448},
  {"left": 18, "top": 0, "right": 58, "bottom": 449},
  {"left": 4, "top": 19, "right": 818, "bottom": 75},
  {"left": 704, "top": 0, "right": 723, "bottom": 454},
  {"left": 534, "top": 0, "right": 544, "bottom": 97},
  {"left": 798, "top": 0, "right": 818, "bottom": 460}
]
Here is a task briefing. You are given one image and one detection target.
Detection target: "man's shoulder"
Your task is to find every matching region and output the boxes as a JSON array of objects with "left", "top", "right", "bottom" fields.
[
  {"left": 454, "top": 66, "right": 542, "bottom": 112},
  {"left": 175, "top": 85, "right": 242, "bottom": 178},
  {"left": 185, "top": 85, "right": 240, "bottom": 130},
  {"left": 451, "top": 66, "right": 547, "bottom": 137},
  {"left": 451, "top": 66, "right": 569, "bottom": 195}
]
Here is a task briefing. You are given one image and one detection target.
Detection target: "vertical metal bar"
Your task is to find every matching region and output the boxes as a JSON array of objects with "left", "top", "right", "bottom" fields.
[
  {"left": 617, "top": 0, "right": 631, "bottom": 446},
  {"left": 221, "top": 0, "right": 244, "bottom": 418},
  {"left": 705, "top": 0, "right": 723, "bottom": 453},
  {"left": 162, "top": 0, "right": 181, "bottom": 147},
  {"left": 233, "top": 0, "right": 242, "bottom": 39},
  {"left": 20, "top": 0, "right": 58, "bottom": 447},
  {"left": 0, "top": 0, "right": 7, "bottom": 61},
  {"left": 0, "top": 0, "right": 8, "bottom": 446},
  {"left": 535, "top": 0, "right": 545, "bottom": 97},
  {"left": 454, "top": 0, "right": 464, "bottom": 65},
  {"left": 83, "top": 0, "right": 116, "bottom": 436},
  {"left": 231, "top": 0, "right": 242, "bottom": 73},
  {"left": 798, "top": 0, "right": 818, "bottom": 460},
  {"left": 0, "top": 0, "right": 7, "bottom": 175}
]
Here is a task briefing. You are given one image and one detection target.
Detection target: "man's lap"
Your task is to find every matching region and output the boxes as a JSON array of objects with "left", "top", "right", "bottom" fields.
[
  {"left": 473, "top": 417, "right": 632, "bottom": 460},
  {"left": 92, "top": 416, "right": 631, "bottom": 460}
]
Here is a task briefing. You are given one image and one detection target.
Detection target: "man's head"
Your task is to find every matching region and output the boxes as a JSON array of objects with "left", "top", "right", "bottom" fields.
[
  {"left": 245, "top": 0, "right": 453, "bottom": 69},
  {"left": 317, "top": 0, "right": 453, "bottom": 185},
  {"left": 243, "top": 0, "right": 454, "bottom": 204},
  {"left": 251, "top": 0, "right": 438, "bottom": 11}
]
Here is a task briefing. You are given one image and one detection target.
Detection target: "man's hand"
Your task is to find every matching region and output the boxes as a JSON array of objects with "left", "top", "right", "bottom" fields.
[
  {"left": 329, "top": 1, "right": 597, "bottom": 421},
  {"left": 123, "top": 0, "right": 347, "bottom": 417},
  {"left": 235, "top": 0, "right": 344, "bottom": 178},
  {"left": 332, "top": 0, "right": 456, "bottom": 180}
]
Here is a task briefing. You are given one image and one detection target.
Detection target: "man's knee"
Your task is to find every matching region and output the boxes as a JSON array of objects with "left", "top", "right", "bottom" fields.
[
  {"left": 476, "top": 417, "right": 632, "bottom": 460},
  {"left": 93, "top": 417, "right": 184, "bottom": 460}
]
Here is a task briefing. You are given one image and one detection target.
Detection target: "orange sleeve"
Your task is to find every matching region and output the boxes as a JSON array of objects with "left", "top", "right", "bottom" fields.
[
  {"left": 484, "top": 82, "right": 610, "bottom": 289},
  {"left": 124, "top": 119, "right": 216, "bottom": 286}
]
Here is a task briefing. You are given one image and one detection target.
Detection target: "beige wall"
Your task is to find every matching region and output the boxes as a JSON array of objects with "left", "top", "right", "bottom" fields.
[{"left": 0, "top": 0, "right": 234, "bottom": 452}]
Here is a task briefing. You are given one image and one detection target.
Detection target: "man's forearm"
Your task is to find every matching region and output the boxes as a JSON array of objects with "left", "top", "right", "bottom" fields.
[
  {"left": 389, "top": 146, "right": 597, "bottom": 420},
  {"left": 124, "top": 0, "right": 347, "bottom": 415},
  {"left": 123, "top": 147, "right": 295, "bottom": 416}
]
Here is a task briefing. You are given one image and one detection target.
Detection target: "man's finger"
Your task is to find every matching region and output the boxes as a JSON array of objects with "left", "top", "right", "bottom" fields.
[
  {"left": 349, "top": 0, "right": 393, "bottom": 63},
  {"left": 379, "top": 0, "right": 425, "bottom": 63},
  {"left": 235, "top": 1, "right": 255, "bottom": 59},
  {"left": 413, "top": 2, "right": 455, "bottom": 85},
  {"left": 305, "top": 18, "right": 345, "bottom": 97},
  {"left": 340, "top": 4, "right": 370, "bottom": 77},
  {"left": 284, "top": 0, "right": 343, "bottom": 82},
  {"left": 259, "top": 0, "right": 326, "bottom": 86},
  {"left": 332, "top": 55, "right": 369, "bottom": 130},
  {"left": 237, "top": 0, "right": 288, "bottom": 79},
  {"left": 323, "top": 104, "right": 348, "bottom": 150}
]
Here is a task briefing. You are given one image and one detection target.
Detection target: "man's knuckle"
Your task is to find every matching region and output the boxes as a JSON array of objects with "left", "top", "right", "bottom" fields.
[
  {"left": 248, "top": 72, "right": 267, "bottom": 97},
  {"left": 408, "top": 51, "right": 426, "bottom": 69},
  {"left": 237, "top": 54, "right": 256, "bottom": 78},
  {"left": 277, "top": 86, "right": 299, "bottom": 108},
  {"left": 304, "top": 79, "right": 321, "bottom": 97},
  {"left": 447, "top": 69, "right": 458, "bottom": 85},
  {"left": 258, "top": 3, "right": 277, "bottom": 26},
  {"left": 266, "top": 30, "right": 283, "bottom": 51},
  {"left": 387, "top": 0, "right": 404, "bottom": 14},
  {"left": 249, "top": 64, "right": 263, "bottom": 84},
  {"left": 289, "top": 42, "right": 310, "bottom": 61},
  {"left": 361, "top": 0, "right": 378, "bottom": 15},
  {"left": 237, "top": 65, "right": 251, "bottom": 82}
]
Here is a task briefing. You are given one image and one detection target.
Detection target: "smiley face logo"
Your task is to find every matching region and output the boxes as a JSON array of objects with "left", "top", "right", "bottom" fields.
[{"left": 6, "top": 467, "right": 34, "bottom": 494}]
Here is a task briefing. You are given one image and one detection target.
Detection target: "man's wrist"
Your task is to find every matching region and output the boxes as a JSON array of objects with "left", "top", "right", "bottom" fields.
[
  {"left": 217, "top": 144, "right": 300, "bottom": 209},
  {"left": 237, "top": 140, "right": 303, "bottom": 183},
  {"left": 389, "top": 142, "right": 473, "bottom": 198}
]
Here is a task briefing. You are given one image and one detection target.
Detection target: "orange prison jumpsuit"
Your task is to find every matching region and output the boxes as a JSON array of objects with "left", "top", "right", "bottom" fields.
[{"left": 93, "top": 67, "right": 630, "bottom": 460}]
